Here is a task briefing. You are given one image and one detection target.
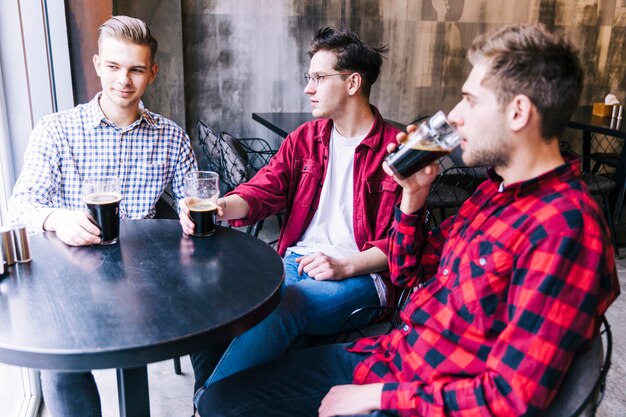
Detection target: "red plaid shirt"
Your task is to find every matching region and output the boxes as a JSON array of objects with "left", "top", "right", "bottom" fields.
[{"left": 348, "top": 160, "right": 619, "bottom": 416}]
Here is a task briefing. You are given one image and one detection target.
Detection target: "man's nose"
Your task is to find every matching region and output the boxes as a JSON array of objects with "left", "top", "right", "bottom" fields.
[
  {"left": 447, "top": 102, "right": 462, "bottom": 127},
  {"left": 304, "top": 82, "right": 315, "bottom": 95},
  {"left": 117, "top": 71, "right": 131, "bottom": 85}
]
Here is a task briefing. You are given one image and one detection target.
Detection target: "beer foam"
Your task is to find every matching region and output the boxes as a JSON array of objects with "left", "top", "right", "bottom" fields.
[
  {"left": 84, "top": 192, "right": 122, "bottom": 205},
  {"left": 409, "top": 142, "right": 447, "bottom": 151},
  {"left": 188, "top": 200, "right": 218, "bottom": 212}
]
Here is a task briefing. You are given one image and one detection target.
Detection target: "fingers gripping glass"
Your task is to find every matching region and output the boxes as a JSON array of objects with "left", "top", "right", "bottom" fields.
[{"left": 304, "top": 72, "right": 353, "bottom": 86}]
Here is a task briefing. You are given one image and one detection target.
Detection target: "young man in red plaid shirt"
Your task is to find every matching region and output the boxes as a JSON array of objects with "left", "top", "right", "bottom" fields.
[{"left": 194, "top": 24, "right": 620, "bottom": 417}]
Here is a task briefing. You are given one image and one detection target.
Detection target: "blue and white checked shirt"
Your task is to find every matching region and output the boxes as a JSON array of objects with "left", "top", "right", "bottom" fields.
[{"left": 9, "top": 93, "right": 197, "bottom": 231}]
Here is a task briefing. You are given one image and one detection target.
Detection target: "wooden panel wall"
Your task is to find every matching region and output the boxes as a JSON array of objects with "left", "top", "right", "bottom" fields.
[{"left": 66, "top": 0, "right": 626, "bottom": 156}]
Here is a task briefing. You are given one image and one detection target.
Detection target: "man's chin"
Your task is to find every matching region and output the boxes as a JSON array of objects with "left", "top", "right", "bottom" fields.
[{"left": 310, "top": 108, "right": 325, "bottom": 119}]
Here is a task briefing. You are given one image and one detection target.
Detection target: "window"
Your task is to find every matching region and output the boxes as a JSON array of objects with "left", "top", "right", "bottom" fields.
[{"left": 0, "top": 1, "right": 73, "bottom": 416}]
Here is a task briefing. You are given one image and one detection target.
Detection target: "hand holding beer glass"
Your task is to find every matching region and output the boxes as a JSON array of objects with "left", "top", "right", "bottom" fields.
[
  {"left": 385, "top": 111, "right": 460, "bottom": 179},
  {"left": 83, "top": 176, "right": 122, "bottom": 245},
  {"left": 185, "top": 171, "right": 220, "bottom": 237}
]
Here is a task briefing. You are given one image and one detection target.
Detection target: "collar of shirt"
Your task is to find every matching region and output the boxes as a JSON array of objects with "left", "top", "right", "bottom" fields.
[
  {"left": 314, "top": 105, "right": 386, "bottom": 152},
  {"left": 85, "top": 92, "right": 161, "bottom": 131},
  {"left": 485, "top": 156, "right": 581, "bottom": 199}
]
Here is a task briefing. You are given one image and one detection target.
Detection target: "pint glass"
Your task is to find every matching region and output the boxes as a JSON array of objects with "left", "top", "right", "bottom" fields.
[
  {"left": 83, "top": 176, "right": 122, "bottom": 245},
  {"left": 385, "top": 111, "right": 460, "bottom": 179},
  {"left": 185, "top": 171, "right": 220, "bottom": 237}
]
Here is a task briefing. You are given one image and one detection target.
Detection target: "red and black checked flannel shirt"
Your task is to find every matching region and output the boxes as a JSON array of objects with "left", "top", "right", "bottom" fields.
[{"left": 348, "top": 159, "right": 620, "bottom": 416}]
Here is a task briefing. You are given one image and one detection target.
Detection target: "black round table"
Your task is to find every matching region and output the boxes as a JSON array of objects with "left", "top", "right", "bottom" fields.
[{"left": 0, "top": 219, "right": 284, "bottom": 417}]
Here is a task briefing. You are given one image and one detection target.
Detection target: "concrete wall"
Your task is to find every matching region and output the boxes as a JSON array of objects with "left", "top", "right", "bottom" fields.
[
  {"left": 70, "top": 0, "right": 626, "bottom": 156},
  {"left": 65, "top": 0, "right": 112, "bottom": 104}
]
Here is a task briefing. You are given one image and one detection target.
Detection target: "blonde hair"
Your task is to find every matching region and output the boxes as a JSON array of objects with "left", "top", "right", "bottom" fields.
[{"left": 98, "top": 15, "right": 158, "bottom": 61}]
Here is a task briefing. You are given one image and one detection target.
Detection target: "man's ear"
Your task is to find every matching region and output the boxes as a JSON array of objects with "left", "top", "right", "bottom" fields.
[
  {"left": 508, "top": 94, "right": 532, "bottom": 132},
  {"left": 93, "top": 54, "right": 101, "bottom": 76},
  {"left": 148, "top": 63, "right": 159, "bottom": 84},
  {"left": 347, "top": 72, "right": 362, "bottom": 96}
]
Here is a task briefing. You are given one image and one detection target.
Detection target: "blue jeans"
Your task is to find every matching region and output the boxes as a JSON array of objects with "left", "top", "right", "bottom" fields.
[
  {"left": 196, "top": 343, "right": 398, "bottom": 417},
  {"left": 206, "top": 252, "right": 380, "bottom": 385},
  {"left": 40, "top": 371, "right": 101, "bottom": 417}
]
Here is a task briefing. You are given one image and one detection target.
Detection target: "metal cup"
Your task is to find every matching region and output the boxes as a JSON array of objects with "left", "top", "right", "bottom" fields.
[
  {"left": 11, "top": 224, "right": 31, "bottom": 263},
  {"left": 0, "top": 227, "right": 17, "bottom": 266}
]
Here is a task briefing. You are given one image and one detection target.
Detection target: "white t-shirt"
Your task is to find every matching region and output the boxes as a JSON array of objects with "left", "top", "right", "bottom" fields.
[{"left": 288, "top": 127, "right": 387, "bottom": 305}]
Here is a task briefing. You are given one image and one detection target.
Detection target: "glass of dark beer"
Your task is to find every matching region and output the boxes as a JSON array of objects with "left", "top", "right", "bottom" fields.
[
  {"left": 83, "top": 176, "right": 122, "bottom": 245},
  {"left": 385, "top": 111, "right": 461, "bottom": 179},
  {"left": 185, "top": 171, "right": 220, "bottom": 237}
]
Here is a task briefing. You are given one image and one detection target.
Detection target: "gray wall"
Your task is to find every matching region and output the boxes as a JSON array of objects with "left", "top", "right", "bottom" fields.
[{"left": 111, "top": 0, "right": 626, "bottom": 157}]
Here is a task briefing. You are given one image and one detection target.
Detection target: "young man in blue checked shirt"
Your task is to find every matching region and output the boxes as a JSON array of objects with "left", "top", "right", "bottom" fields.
[
  {"left": 8, "top": 15, "right": 197, "bottom": 416},
  {"left": 9, "top": 15, "right": 196, "bottom": 247}
]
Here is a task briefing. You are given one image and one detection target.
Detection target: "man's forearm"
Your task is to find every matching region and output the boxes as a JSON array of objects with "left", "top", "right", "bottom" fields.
[
  {"left": 217, "top": 195, "right": 251, "bottom": 221},
  {"left": 345, "top": 247, "right": 388, "bottom": 277}
]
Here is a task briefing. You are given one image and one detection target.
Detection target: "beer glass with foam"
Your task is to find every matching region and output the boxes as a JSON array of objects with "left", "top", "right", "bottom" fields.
[
  {"left": 385, "top": 111, "right": 460, "bottom": 179},
  {"left": 83, "top": 176, "right": 122, "bottom": 245},
  {"left": 185, "top": 171, "right": 220, "bottom": 237}
]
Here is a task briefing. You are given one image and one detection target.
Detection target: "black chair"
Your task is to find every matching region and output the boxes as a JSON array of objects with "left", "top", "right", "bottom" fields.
[
  {"left": 586, "top": 132, "right": 626, "bottom": 225},
  {"left": 424, "top": 146, "right": 487, "bottom": 227},
  {"left": 218, "top": 131, "right": 254, "bottom": 192},
  {"left": 219, "top": 131, "right": 281, "bottom": 239},
  {"left": 331, "top": 287, "right": 413, "bottom": 343},
  {"left": 154, "top": 190, "right": 178, "bottom": 220},
  {"left": 544, "top": 316, "right": 613, "bottom": 417},
  {"left": 196, "top": 120, "right": 222, "bottom": 174},
  {"left": 426, "top": 165, "right": 486, "bottom": 227}
]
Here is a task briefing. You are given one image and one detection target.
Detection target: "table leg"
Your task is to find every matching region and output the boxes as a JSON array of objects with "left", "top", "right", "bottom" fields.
[{"left": 117, "top": 366, "right": 150, "bottom": 417}]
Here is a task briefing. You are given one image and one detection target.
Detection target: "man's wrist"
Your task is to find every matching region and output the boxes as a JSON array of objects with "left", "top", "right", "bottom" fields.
[
  {"left": 343, "top": 257, "right": 357, "bottom": 278},
  {"left": 399, "top": 188, "right": 429, "bottom": 214},
  {"left": 217, "top": 197, "right": 227, "bottom": 219},
  {"left": 42, "top": 208, "right": 59, "bottom": 232}
]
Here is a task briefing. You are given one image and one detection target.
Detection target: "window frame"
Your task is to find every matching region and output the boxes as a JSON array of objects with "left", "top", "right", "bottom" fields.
[{"left": 0, "top": 1, "right": 73, "bottom": 416}]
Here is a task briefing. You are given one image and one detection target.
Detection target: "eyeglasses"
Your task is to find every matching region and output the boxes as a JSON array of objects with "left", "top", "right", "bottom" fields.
[{"left": 304, "top": 72, "right": 353, "bottom": 86}]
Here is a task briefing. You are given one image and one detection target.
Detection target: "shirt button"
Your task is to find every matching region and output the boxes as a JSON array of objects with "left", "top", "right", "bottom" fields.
[
  {"left": 479, "top": 258, "right": 487, "bottom": 266},
  {"left": 442, "top": 269, "right": 449, "bottom": 276},
  {"left": 402, "top": 324, "right": 410, "bottom": 332}
]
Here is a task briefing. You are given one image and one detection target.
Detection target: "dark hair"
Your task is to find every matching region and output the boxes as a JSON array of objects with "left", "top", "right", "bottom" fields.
[
  {"left": 469, "top": 24, "right": 583, "bottom": 139},
  {"left": 308, "top": 26, "right": 388, "bottom": 98},
  {"left": 98, "top": 15, "right": 158, "bottom": 62}
]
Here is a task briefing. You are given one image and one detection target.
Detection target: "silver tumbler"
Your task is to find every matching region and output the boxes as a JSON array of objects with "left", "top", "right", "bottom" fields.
[
  {"left": 11, "top": 224, "right": 31, "bottom": 263},
  {"left": 0, "top": 227, "right": 17, "bottom": 266}
]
